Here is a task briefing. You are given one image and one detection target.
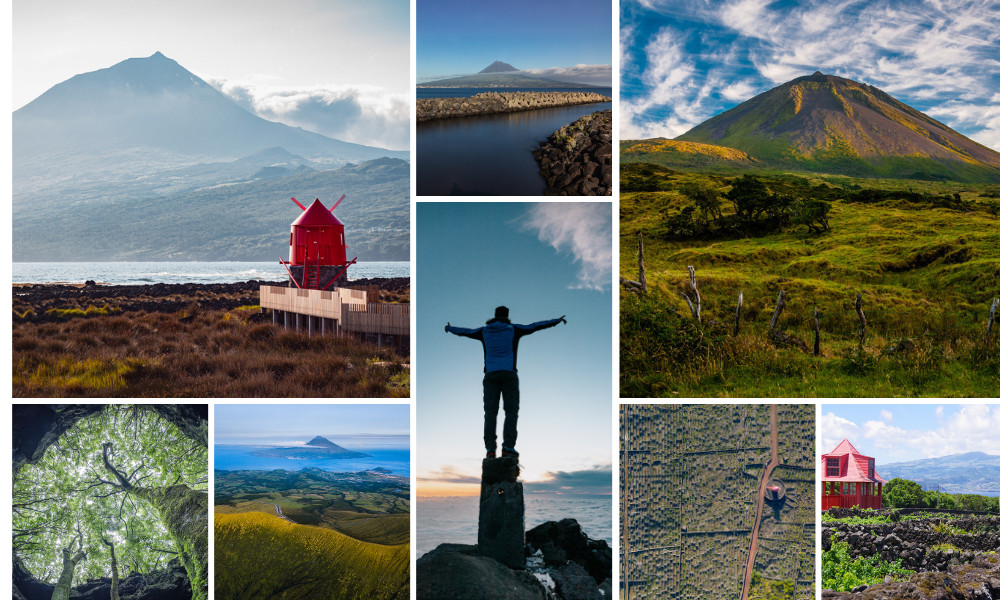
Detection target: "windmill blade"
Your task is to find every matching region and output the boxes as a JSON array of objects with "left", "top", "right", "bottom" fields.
[
  {"left": 330, "top": 194, "right": 346, "bottom": 212},
  {"left": 290, "top": 197, "right": 307, "bottom": 211}
]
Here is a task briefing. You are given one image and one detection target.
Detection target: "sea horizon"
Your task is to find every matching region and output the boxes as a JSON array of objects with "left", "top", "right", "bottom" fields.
[
  {"left": 417, "top": 493, "right": 611, "bottom": 557},
  {"left": 12, "top": 260, "right": 409, "bottom": 285},
  {"left": 215, "top": 444, "right": 411, "bottom": 478}
]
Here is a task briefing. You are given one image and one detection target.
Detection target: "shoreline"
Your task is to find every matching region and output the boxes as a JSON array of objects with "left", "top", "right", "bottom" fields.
[
  {"left": 13, "top": 278, "right": 410, "bottom": 321},
  {"left": 417, "top": 91, "right": 610, "bottom": 122},
  {"left": 534, "top": 109, "right": 612, "bottom": 195}
]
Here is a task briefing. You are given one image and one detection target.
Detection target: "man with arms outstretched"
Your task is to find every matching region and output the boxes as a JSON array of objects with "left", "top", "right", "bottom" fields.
[{"left": 446, "top": 306, "right": 566, "bottom": 459}]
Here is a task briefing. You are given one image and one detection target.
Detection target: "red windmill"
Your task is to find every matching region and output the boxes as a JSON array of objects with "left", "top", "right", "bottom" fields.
[{"left": 279, "top": 195, "right": 357, "bottom": 290}]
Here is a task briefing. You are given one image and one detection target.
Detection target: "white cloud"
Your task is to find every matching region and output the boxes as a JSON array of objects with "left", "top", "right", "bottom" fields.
[
  {"left": 860, "top": 405, "right": 1000, "bottom": 460},
  {"left": 880, "top": 409, "right": 893, "bottom": 422},
  {"left": 623, "top": 0, "right": 1000, "bottom": 150},
  {"left": 210, "top": 79, "right": 409, "bottom": 151},
  {"left": 936, "top": 405, "right": 944, "bottom": 418},
  {"left": 522, "top": 203, "right": 612, "bottom": 291},
  {"left": 521, "top": 64, "right": 612, "bottom": 87},
  {"left": 822, "top": 412, "right": 860, "bottom": 454}
]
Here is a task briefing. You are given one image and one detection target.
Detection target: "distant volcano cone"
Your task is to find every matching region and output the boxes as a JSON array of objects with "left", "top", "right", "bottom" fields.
[
  {"left": 479, "top": 61, "right": 519, "bottom": 73},
  {"left": 675, "top": 71, "right": 1000, "bottom": 182}
]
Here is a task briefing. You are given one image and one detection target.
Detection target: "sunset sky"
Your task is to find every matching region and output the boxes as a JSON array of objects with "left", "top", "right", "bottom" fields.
[
  {"left": 416, "top": 202, "right": 613, "bottom": 497},
  {"left": 621, "top": 0, "right": 1000, "bottom": 150}
]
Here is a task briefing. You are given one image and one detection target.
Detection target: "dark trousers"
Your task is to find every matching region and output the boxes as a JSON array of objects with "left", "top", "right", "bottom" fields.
[{"left": 483, "top": 370, "right": 519, "bottom": 452}]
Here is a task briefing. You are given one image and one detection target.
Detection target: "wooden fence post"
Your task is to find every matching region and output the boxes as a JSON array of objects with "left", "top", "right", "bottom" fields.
[
  {"left": 679, "top": 266, "right": 701, "bottom": 322},
  {"left": 734, "top": 291, "right": 743, "bottom": 337},
  {"left": 769, "top": 290, "right": 786, "bottom": 335},
  {"left": 987, "top": 298, "right": 998, "bottom": 344},
  {"left": 620, "top": 231, "right": 647, "bottom": 295},
  {"left": 813, "top": 306, "right": 820, "bottom": 356},
  {"left": 854, "top": 292, "right": 867, "bottom": 352}
]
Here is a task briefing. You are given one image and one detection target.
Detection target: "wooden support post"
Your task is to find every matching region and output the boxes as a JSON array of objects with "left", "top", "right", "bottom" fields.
[
  {"left": 272, "top": 310, "right": 277, "bottom": 324},
  {"left": 854, "top": 292, "right": 867, "bottom": 351},
  {"left": 769, "top": 290, "right": 787, "bottom": 335},
  {"left": 987, "top": 298, "right": 998, "bottom": 344},
  {"left": 735, "top": 291, "right": 743, "bottom": 337},
  {"left": 813, "top": 306, "right": 821, "bottom": 356}
]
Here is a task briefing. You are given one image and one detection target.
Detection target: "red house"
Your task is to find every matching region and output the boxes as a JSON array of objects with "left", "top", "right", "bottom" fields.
[{"left": 821, "top": 439, "right": 886, "bottom": 510}]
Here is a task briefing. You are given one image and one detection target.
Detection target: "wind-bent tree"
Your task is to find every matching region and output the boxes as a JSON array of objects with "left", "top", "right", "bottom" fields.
[
  {"left": 51, "top": 532, "right": 86, "bottom": 600},
  {"left": 13, "top": 405, "right": 207, "bottom": 600}
]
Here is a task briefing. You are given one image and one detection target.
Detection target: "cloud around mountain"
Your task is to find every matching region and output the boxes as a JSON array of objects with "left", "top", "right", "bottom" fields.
[
  {"left": 212, "top": 79, "right": 409, "bottom": 151},
  {"left": 621, "top": 0, "right": 1000, "bottom": 150}
]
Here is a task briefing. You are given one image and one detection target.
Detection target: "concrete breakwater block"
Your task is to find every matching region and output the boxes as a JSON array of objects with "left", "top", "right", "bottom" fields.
[{"left": 478, "top": 457, "right": 525, "bottom": 569}]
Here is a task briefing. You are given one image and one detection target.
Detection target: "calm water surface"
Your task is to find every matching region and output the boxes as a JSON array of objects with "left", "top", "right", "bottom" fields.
[
  {"left": 417, "top": 97, "right": 612, "bottom": 196},
  {"left": 215, "top": 444, "right": 411, "bottom": 478},
  {"left": 417, "top": 493, "right": 611, "bottom": 556}
]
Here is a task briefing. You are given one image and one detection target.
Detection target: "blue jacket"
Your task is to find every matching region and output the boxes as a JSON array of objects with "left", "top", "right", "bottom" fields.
[{"left": 446, "top": 318, "right": 561, "bottom": 373}]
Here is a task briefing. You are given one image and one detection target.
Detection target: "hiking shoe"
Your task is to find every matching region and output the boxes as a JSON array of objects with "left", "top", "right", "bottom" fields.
[
  {"left": 502, "top": 447, "right": 519, "bottom": 458},
  {"left": 486, "top": 450, "right": 496, "bottom": 459}
]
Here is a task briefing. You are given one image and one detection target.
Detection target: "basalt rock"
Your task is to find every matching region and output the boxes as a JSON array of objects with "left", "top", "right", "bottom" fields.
[
  {"left": 419, "top": 520, "right": 610, "bottom": 600},
  {"left": 822, "top": 554, "right": 1000, "bottom": 600},
  {"left": 533, "top": 110, "right": 612, "bottom": 196},
  {"left": 526, "top": 518, "right": 612, "bottom": 584},
  {"left": 416, "top": 544, "right": 547, "bottom": 600},
  {"left": 417, "top": 92, "right": 610, "bottom": 122}
]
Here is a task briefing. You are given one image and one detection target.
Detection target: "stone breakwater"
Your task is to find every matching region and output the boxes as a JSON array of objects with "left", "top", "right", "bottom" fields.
[
  {"left": 533, "top": 110, "right": 612, "bottom": 196},
  {"left": 416, "top": 91, "right": 610, "bottom": 122}
]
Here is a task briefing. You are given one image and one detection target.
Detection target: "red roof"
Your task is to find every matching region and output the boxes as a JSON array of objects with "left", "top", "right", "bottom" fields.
[
  {"left": 822, "top": 438, "right": 887, "bottom": 484},
  {"left": 292, "top": 198, "right": 343, "bottom": 227}
]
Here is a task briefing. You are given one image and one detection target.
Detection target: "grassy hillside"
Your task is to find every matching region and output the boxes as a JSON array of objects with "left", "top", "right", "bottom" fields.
[
  {"left": 214, "top": 511, "right": 409, "bottom": 600},
  {"left": 620, "top": 165, "right": 1000, "bottom": 397}
]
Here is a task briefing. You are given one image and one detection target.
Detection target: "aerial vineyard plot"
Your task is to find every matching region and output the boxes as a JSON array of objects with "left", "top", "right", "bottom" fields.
[{"left": 621, "top": 404, "right": 816, "bottom": 600}]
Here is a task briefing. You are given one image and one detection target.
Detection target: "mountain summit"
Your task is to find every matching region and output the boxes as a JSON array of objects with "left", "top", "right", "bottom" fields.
[
  {"left": 306, "top": 436, "right": 340, "bottom": 448},
  {"left": 14, "top": 51, "right": 400, "bottom": 162},
  {"left": 479, "top": 61, "right": 518, "bottom": 73},
  {"left": 252, "top": 437, "right": 371, "bottom": 460},
  {"left": 675, "top": 72, "right": 1000, "bottom": 182}
]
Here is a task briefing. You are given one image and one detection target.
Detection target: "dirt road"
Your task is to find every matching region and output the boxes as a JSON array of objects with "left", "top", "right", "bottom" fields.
[{"left": 740, "top": 404, "right": 779, "bottom": 600}]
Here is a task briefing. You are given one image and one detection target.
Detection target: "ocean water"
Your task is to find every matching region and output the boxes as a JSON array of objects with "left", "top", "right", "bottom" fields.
[
  {"left": 418, "top": 87, "right": 612, "bottom": 99},
  {"left": 417, "top": 493, "right": 611, "bottom": 556},
  {"left": 417, "top": 101, "right": 612, "bottom": 196},
  {"left": 12, "top": 261, "right": 409, "bottom": 285},
  {"left": 214, "top": 444, "right": 410, "bottom": 478}
]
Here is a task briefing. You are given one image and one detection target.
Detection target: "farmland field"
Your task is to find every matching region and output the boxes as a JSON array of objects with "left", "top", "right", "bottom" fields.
[
  {"left": 621, "top": 404, "right": 815, "bottom": 600},
  {"left": 620, "top": 164, "right": 1000, "bottom": 397}
]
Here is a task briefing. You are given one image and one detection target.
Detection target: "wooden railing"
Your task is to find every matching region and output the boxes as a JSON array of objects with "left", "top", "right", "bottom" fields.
[{"left": 259, "top": 285, "right": 408, "bottom": 336}]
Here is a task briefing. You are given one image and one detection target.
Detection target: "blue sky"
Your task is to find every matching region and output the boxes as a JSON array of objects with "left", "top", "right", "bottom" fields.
[
  {"left": 823, "top": 404, "right": 1000, "bottom": 464},
  {"left": 215, "top": 404, "right": 410, "bottom": 449},
  {"left": 621, "top": 0, "right": 1000, "bottom": 150},
  {"left": 417, "top": 0, "right": 612, "bottom": 85},
  {"left": 416, "top": 202, "right": 612, "bottom": 496}
]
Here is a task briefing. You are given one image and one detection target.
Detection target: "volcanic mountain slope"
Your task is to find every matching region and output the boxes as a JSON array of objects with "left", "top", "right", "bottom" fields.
[
  {"left": 878, "top": 452, "right": 1000, "bottom": 496},
  {"left": 670, "top": 72, "right": 1000, "bottom": 182},
  {"left": 13, "top": 51, "right": 403, "bottom": 163},
  {"left": 252, "top": 436, "right": 372, "bottom": 459},
  {"left": 418, "top": 60, "right": 601, "bottom": 88},
  {"left": 214, "top": 511, "right": 409, "bottom": 600}
]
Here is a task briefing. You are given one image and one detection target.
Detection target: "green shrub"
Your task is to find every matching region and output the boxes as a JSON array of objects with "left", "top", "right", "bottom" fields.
[{"left": 822, "top": 539, "right": 913, "bottom": 591}]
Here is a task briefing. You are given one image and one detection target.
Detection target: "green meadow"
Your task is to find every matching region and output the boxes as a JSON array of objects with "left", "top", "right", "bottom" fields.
[{"left": 620, "top": 164, "right": 1000, "bottom": 397}]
